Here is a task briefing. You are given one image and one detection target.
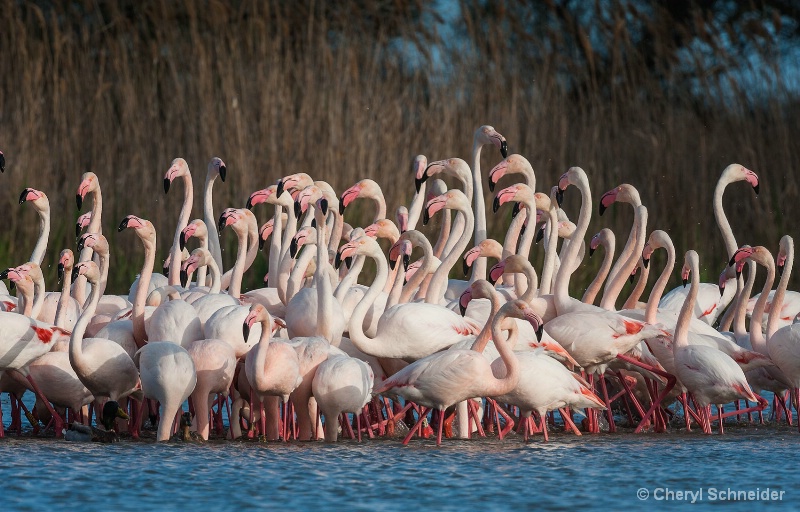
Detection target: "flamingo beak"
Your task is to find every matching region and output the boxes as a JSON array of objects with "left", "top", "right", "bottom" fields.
[
  {"left": 334, "top": 251, "right": 343, "bottom": 270},
  {"left": 555, "top": 188, "right": 564, "bottom": 207},
  {"left": 243, "top": 323, "right": 250, "bottom": 342},
  {"left": 589, "top": 246, "right": 596, "bottom": 258},
  {"left": 492, "top": 197, "right": 501, "bottom": 213},
  {"left": 18, "top": 189, "right": 30, "bottom": 204},
  {"left": 345, "top": 257, "right": 352, "bottom": 269},
  {"left": 71, "top": 267, "right": 79, "bottom": 281},
  {"left": 535, "top": 226, "right": 545, "bottom": 244},
  {"left": 598, "top": 202, "right": 607, "bottom": 216},
  {"left": 318, "top": 198, "right": 328, "bottom": 216},
  {"left": 462, "top": 258, "right": 469, "bottom": 277},
  {"left": 75, "top": 222, "right": 82, "bottom": 239},
  {"left": 422, "top": 207, "right": 430, "bottom": 226},
  {"left": 682, "top": 278, "right": 688, "bottom": 288},
  {"left": 643, "top": 256, "right": 649, "bottom": 268},
  {"left": 163, "top": 263, "right": 170, "bottom": 278},
  {"left": 179, "top": 232, "right": 187, "bottom": 251},
  {"left": 290, "top": 238, "right": 299, "bottom": 259},
  {"left": 0, "top": 152, "right": 4, "bottom": 172},
  {"left": 163, "top": 177, "right": 171, "bottom": 194},
  {"left": 753, "top": 183, "right": 760, "bottom": 196},
  {"left": 294, "top": 201, "right": 302, "bottom": 218},
  {"left": 488, "top": 178, "right": 496, "bottom": 193},
  {"left": 500, "top": 140, "right": 508, "bottom": 158},
  {"left": 259, "top": 236, "right": 266, "bottom": 251},
  {"left": 180, "top": 269, "right": 189, "bottom": 288},
  {"left": 511, "top": 202, "right": 520, "bottom": 218},
  {"left": 536, "top": 325, "right": 543, "bottom": 342},
  {"left": 629, "top": 272, "right": 635, "bottom": 284},
  {"left": 76, "top": 194, "right": 83, "bottom": 210},
  {"left": 276, "top": 180, "right": 285, "bottom": 197},
  {"left": 117, "top": 218, "right": 129, "bottom": 232},
  {"left": 219, "top": 164, "right": 227, "bottom": 182},
  {"left": 57, "top": 263, "right": 64, "bottom": 282},
  {"left": 778, "top": 261, "right": 784, "bottom": 277},
  {"left": 0, "top": 269, "right": 8, "bottom": 280}
]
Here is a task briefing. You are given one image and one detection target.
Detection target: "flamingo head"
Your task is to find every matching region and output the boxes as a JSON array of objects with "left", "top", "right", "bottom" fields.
[
  {"left": 488, "top": 260, "right": 506, "bottom": 286},
  {"left": 164, "top": 158, "right": 190, "bottom": 194},
  {"left": 208, "top": 157, "right": 226, "bottom": 183},
  {"left": 180, "top": 220, "right": 205, "bottom": 251},
  {"left": 335, "top": 235, "right": 373, "bottom": 269},
  {"left": 388, "top": 239, "right": 411, "bottom": 271},
  {"left": 598, "top": 187, "right": 619, "bottom": 216},
  {"left": 590, "top": 231, "right": 604, "bottom": 258},
  {"left": 77, "top": 233, "right": 109, "bottom": 256},
  {"left": 296, "top": 185, "right": 323, "bottom": 217},
  {"left": 76, "top": 172, "right": 99, "bottom": 210},
  {"left": 118, "top": 215, "right": 148, "bottom": 232},
  {"left": 259, "top": 219, "right": 275, "bottom": 250},
  {"left": 463, "top": 246, "right": 482, "bottom": 276},
  {"left": 243, "top": 303, "right": 269, "bottom": 341},
  {"left": 494, "top": 184, "right": 522, "bottom": 213},
  {"left": 488, "top": 158, "right": 509, "bottom": 193},
  {"left": 725, "top": 164, "right": 760, "bottom": 196},
  {"left": 475, "top": 125, "right": 508, "bottom": 158},
  {"left": 502, "top": 300, "right": 544, "bottom": 341},
  {"left": 218, "top": 208, "right": 244, "bottom": 233},
  {"left": 276, "top": 172, "right": 312, "bottom": 197},
  {"left": 71, "top": 261, "right": 100, "bottom": 283},
  {"left": 246, "top": 187, "right": 274, "bottom": 210},
  {"left": 19, "top": 188, "right": 48, "bottom": 209},
  {"left": 290, "top": 226, "right": 315, "bottom": 259},
  {"left": 396, "top": 206, "right": 409, "bottom": 233},
  {"left": 417, "top": 159, "right": 443, "bottom": 192},
  {"left": 76, "top": 212, "right": 92, "bottom": 239},
  {"left": 412, "top": 155, "right": 428, "bottom": 192},
  {"left": 458, "top": 287, "right": 473, "bottom": 316},
  {"left": 58, "top": 249, "right": 74, "bottom": 282}
]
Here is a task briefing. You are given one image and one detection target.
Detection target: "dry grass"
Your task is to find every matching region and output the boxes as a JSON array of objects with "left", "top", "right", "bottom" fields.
[{"left": 0, "top": 0, "right": 797, "bottom": 296}]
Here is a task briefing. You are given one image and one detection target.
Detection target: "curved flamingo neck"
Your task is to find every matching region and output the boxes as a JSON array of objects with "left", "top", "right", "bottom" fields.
[
  {"left": 70, "top": 275, "right": 103, "bottom": 376},
  {"left": 279, "top": 195, "right": 298, "bottom": 262},
  {"left": 750, "top": 257, "right": 775, "bottom": 352},
  {"left": 441, "top": 172, "right": 472, "bottom": 262},
  {"left": 221, "top": 215, "right": 258, "bottom": 293},
  {"left": 471, "top": 291, "right": 502, "bottom": 352},
  {"left": 623, "top": 261, "right": 650, "bottom": 310},
  {"left": 286, "top": 245, "right": 315, "bottom": 301},
  {"left": 487, "top": 313, "right": 519, "bottom": 396},
  {"left": 204, "top": 171, "right": 223, "bottom": 272},
  {"left": 227, "top": 226, "right": 249, "bottom": 299},
  {"left": 407, "top": 181, "right": 427, "bottom": 230},
  {"left": 582, "top": 235, "right": 615, "bottom": 305},
  {"left": 315, "top": 209, "right": 335, "bottom": 341},
  {"left": 169, "top": 173, "right": 193, "bottom": 286},
  {"left": 348, "top": 245, "right": 389, "bottom": 354},
  {"left": 601, "top": 206, "right": 647, "bottom": 310},
  {"left": 194, "top": 231, "right": 209, "bottom": 287},
  {"left": 713, "top": 175, "right": 738, "bottom": 259},
  {"left": 30, "top": 205, "right": 50, "bottom": 266},
  {"left": 607, "top": 198, "right": 642, "bottom": 285},
  {"left": 426, "top": 205, "right": 474, "bottom": 305},
  {"left": 432, "top": 207, "right": 451, "bottom": 260},
  {"left": 471, "top": 140, "right": 488, "bottom": 281},
  {"left": 674, "top": 255, "right": 699, "bottom": 349},
  {"left": 74, "top": 187, "right": 102, "bottom": 304},
  {"left": 334, "top": 254, "right": 364, "bottom": 303},
  {"left": 133, "top": 238, "right": 156, "bottom": 347},
  {"left": 767, "top": 241, "right": 794, "bottom": 339},
  {"left": 268, "top": 204, "right": 284, "bottom": 289},
  {"left": 554, "top": 177, "right": 592, "bottom": 316},
  {"left": 733, "top": 261, "right": 757, "bottom": 336},
  {"left": 205, "top": 254, "right": 222, "bottom": 295},
  {"left": 644, "top": 242, "right": 676, "bottom": 324},
  {"left": 400, "top": 233, "right": 438, "bottom": 303}
]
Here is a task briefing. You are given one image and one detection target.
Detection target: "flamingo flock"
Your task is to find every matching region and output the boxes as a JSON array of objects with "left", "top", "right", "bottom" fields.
[{"left": 1, "top": 125, "right": 799, "bottom": 445}]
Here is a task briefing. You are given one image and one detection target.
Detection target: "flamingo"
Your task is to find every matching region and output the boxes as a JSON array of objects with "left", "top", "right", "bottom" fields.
[
  {"left": 18, "top": 187, "right": 50, "bottom": 265},
  {"left": 203, "top": 157, "right": 227, "bottom": 272},
  {"left": 244, "top": 303, "right": 302, "bottom": 440},
  {"left": 134, "top": 341, "right": 197, "bottom": 442},
  {"left": 659, "top": 164, "right": 759, "bottom": 324},
  {"left": 74, "top": 172, "right": 104, "bottom": 305},
  {"left": 179, "top": 219, "right": 210, "bottom": 288},
  {"left": 673, "top": 250, "right": 764, "bottom": 433},
  {"left": 375, "top": 300, "right": 538, "bottom": 445},
  {"left": 312, "top": 354, "right": 374, "bottom": 442},
  {"left": 335, "top": 194, "right": 481, "bottom": 361}
]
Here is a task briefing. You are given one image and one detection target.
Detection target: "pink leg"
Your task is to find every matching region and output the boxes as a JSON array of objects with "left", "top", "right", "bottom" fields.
[
  {"left": 401, "top": 407, "right": 430, "bottom": 445},
  {"left": 16, "top": 373, "right": 64, "bottom": 438},
  {"left": 598, "top": 375, "right": 616, "bottom": 433},
  {"left": 540, "top": 414, "right": 549, "bottom": 442},
  {"left": 560, "top": 408, "right": 582, "bottom": 435},
  {"left": 356, "top": 411, "right": 362, "bottom": 442},
  {"left": 436, "top": 409, "right": 444, "bottom": 445},
  {"left": 615, "top": 355, "right": 677, "bottom": 434}
]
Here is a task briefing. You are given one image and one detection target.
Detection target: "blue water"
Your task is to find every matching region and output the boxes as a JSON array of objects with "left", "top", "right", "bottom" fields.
[{"left": 1, "top": 384, "right": 796, "bottom": 512}]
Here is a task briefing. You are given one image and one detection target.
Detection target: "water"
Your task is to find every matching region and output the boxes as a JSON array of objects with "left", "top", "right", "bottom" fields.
[{"left": 0, "top": 418, "right": 795, "bottom": 510}]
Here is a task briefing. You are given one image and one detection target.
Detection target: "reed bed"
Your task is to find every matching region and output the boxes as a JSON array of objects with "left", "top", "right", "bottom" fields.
[{"left": 0, "top": 0, "right": 797, "bottom": 296}]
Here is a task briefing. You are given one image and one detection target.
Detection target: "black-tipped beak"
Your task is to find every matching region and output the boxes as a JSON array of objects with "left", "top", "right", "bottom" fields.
[
  {"left": 422, "top": 207, "right": 430, "bottom": 226},
  {"left": 535, "top": 226, "right": 545, "bottom": 244},
  {"left": 319, "top": 198, "right": 329, "bottom": 216},
  {"left": 219, "top": 165, "right": 226, "bottom": 182},
  {"left": 180, "top": 269, "right": 189, "bottom": 288},
  {"left": 163, "top": 264, "right": 169, "bottom": 278},
  {"left": 8, "top": 281, "right": 14, "bottom": 292},
  {"left": 488, "top": 179, "right": 496, "bottom": 193},
  {"left": 334, "top": 251, "right": 343, "bottom": 270},
  {"left": 753, "top": 183, "right": 759, "bottom": 196},
  {"left": 779, "top": 262, "right": 784, "bottom": 276},
  {"left": 164, "top": 178, "right": 171, "bottom": 194},
  {"left": 246, "top": 197, "right": 253, "bottom": 210},
  {"left": 218, "top": 216, "right": 227, "bottom": 233},
  {"left": 276, "top": 180, "right": 285, "bottom": 197},
  {"left": 589, "top": 246, "right": 596, "bottom": 258},
  {"left": 18, "top": 190, "right": 28, "bottom": 204},
  {"left": 719, "top": 284, "right": 725, "bottom": 295},
  {"left": 598, "top": 203, "right": 607, "bottom": 216},
  {"left": 389, "top": 256, "right": 396, "bottom": 270},
  {"left": 736, "top": 269, "right": 742, "bottom": 279},
  {"left": 0, "top": 269, "right": 8, "bottom": 280},
  {"left": 492, "top": 197, "right": 501, "bottom": 213},
  {"left": 290, "top": 238, "right": 299, "bottom": 259},
  {"left": 0, "top": 153, "right": 5, "bottom": 172},
  {"left": 628, "top": 273, "right": 635, "bottom": 284},
  {"left": 76, "top": 194, "right": 83, "bottom": 210},
  {"left": 294, "top": 201, "right": 302, "bottom": 218},
  {"left": 555, "top": 188, "right": 564, "bottom": 207},
  {"left": 71, "top": 268, "right": 79, "bottom": 281},
  {"left": 77, "top": 237, "right": 86, "bottom": 252},
  {"left": 117, "top": 218, "right": 129, "bottom": 232},
  {"left": 462, "top": 258, "right": 469, "bottom": 277},
  {"left": 243, "top": 324, "right": 250, "bottom": 342},
  {"left": 500, "top": 140, "right": 508, "bottom": 158},
  {"left": 179, "top": 232, "right": 186, "bottom": 251},
  {"left": 642, "top": 257, "right": 649, "bottom": 268},
  {"left": 511, "top": 202, "right": 520, "bottom": 218},
  {"left": 414, "top": 176, "right": 424, "bottom": 193},
  {"left": 345, "top": 257, "right": 352, "bottom": 269},
  {"left": 339, "top": 201, "right": 346, "bottom": 216},
  {"left": 310, "top": 218, "right": 317, "bottom": 229},
  {"left": 536, "top": 325, "right": 543, "bottom": 342},
  {"left": 259, "top": 236, "right": 265, "bottom": 251},
  {"left": 403, "top": 254, "right": 410, "bottom": 271},
  {"left": 459, "top": 301, "right": 467, "bottom": 317},
  {"left": 488, "top": 273, "right": 498, "bottom": 286},
  {"left": 682, "top": 278, "right": 688, "bottom": 288},
  {"left": 57, "top": 263, "right": 64, "bottom": 281},
  {"left": 75, "top": 223, "right": 82, "bottom": 239}
]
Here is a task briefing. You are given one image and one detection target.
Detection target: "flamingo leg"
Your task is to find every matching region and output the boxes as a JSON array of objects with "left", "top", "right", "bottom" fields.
[
  {"left": 356, "top": 411, "right": 362, "bottom": 442},
  {"left": 559, "top": 408, "right": 582, "bottom": 436},
  {"left": 436, "top": 409, "right": 445, "bottom": 445},
  {"left": 540, "top": 414, "right": 549, "bottom": 442},
  {"left": 598, "top": 376, "right": 616, "bottom": 433},
  {"left": 616, "top": 354, "right": 676, "bottom": 434},
  {"left": 401, "top": 407, "right": 430, "bottom": 446}
]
